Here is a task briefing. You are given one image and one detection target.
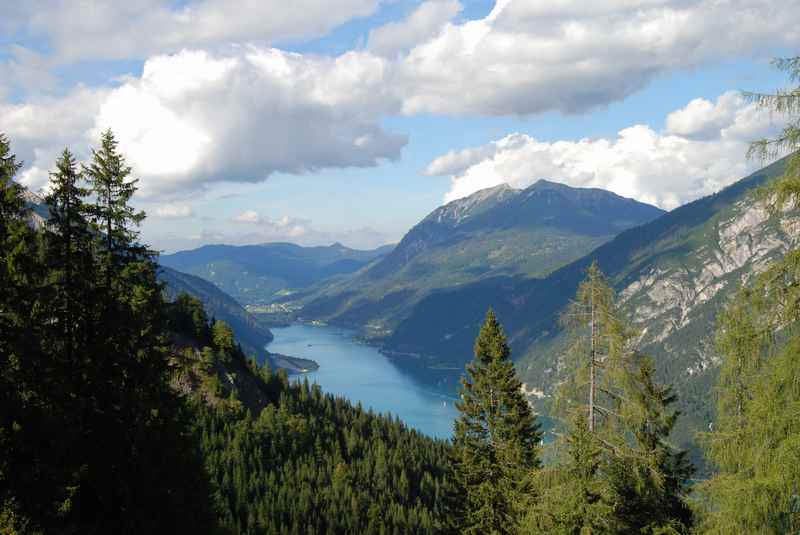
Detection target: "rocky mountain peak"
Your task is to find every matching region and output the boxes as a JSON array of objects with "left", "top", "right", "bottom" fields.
[{"left": 427, "top": 183, "right": 518, "bottom": 227}]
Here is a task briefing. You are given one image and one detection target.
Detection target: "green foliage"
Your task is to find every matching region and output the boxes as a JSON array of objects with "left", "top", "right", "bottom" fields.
[
  {"left": 0, "top": 498, "right": 42, "bottom": 535},
  {"left": 168, "top": 292, "right": 213, "bottom": 344},
  {"left": 606, "top": 359, "right": 694, "bottom": 534},
  {"left": 748, "top": 57, "right": 800, "bottom": 207},
  {"left": 526, "top": 416, "right": 616, "bottom": 534},
  {"left": 534, "top": 265, "right": 693, "bottom": 534},
  {"left": 83, "top": 129, "right": 146, "bottom": 265},
  {"left": 0, "top": 133, "right": 218, "bottom": 533},
  {"left": 160, "top": 265, "right": 274, "bottom": 362},
  {"left": 700, "top": 250, "right": 800, "bottom": 533},
  {"left": 698, "top": 56, "right": 800, "bottom": 534},
  {"left": 554, "top": 262, "right": 630, "bottom": 435},
  {"left": 452, "top": 310, "right": 542, "bottom": 534},
  {"left": 212, "top": 320, "right": 236, "bottom": 356},
  {"left": 191, "top": 366, "right": 452, "bottom": 534},
  {"left": 0, "top": 136, "right": 48, "bottom": 535}
]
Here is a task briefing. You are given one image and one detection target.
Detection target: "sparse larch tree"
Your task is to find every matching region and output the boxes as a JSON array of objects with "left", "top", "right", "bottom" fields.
[
  {"left": 701, "top": 55, "right": 800, "bottom": 535},
  {"left": 531, "top": 262, "right": 693, "bottom": 534}
]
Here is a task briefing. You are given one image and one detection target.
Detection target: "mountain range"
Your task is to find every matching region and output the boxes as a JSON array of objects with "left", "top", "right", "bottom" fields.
[
  {"left": 160, "top": 241, "right": 393, "bottom": 306},
  {"left": 93, "top": 156, "right": 795, "bottom": 460},
  {"left": 379, "top": 157, "right": 795, "bottom": 456},
  {"left": 293, "top": 180, "right": 664, "bottom": 337}
]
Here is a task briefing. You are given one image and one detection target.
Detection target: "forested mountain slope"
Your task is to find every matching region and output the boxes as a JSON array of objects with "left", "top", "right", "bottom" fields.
[
  {"left": 167, "top": 295, "right": 453, "bottom": 534},
  {"left": 161, "top": 242, "right": 393, "bottom": 306},
  {"left": 295, "top": 180, "right": 663, "bottom": 337},
  {"left": 386, "top": 157, "right": 795, "bottom": 448},
  {"left": 158, "top": 266, "right": 274, "bottom": 362}
]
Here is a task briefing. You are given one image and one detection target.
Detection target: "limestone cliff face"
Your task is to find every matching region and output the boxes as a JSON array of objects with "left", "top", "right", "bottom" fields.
[
  {"left": 510, "top": 159, "right": 793, "bottom": 415},
  {"left": 21, "top": 189, "right": 49, "bottom": 230},
  {"left": 618, "top": 199, "right": 800, "bottom": 378}
]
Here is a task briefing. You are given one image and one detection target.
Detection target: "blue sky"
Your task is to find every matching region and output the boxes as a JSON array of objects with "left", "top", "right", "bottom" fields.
[{"left": 0, "top": 0, "right": 796, "bottom": 252}]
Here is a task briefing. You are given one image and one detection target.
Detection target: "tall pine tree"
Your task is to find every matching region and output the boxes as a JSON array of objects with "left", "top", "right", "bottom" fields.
[
  {"left": 0, "top": 134, "right": 47, "bottom": 532},
  {"left": 43, "top": 149, "right": 96, "bottom": 377},
  {"left": 83, "top": 128, "right": 147, "bottom": 293},
  {"left": 73, "top": 131, "right": 216, "bottom": 533},
  {"left": 452, "top": 309, "right": 542, "bottom": 534}
]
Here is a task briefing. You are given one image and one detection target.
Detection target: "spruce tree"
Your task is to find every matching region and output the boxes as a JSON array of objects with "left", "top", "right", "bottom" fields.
[
  {"left": 43, "top": 149, "right": 96, "bottom": 374},
  {"left": 525, "top": 414, "right": 616, "bottom": 534},
  {"left": 607, "top": 358, "right": 694, "bottom": 534},
  {"left": 0, "top": 134, "right": 45, "bottom": 532},
  {"left": 452, "top": 309, "right": 542, "bottom": 534},
  {"left": 748, "top": 56, "right": 800, "bottom": 207},
  {"left": 0, "top": 134, "right": 36, "bottom": 355},
  {"left": 0, "top": 133, "right": 28, "bottom": 370},
  {"left": 83, "top": 128, "right": 147, "bottom": 292}
]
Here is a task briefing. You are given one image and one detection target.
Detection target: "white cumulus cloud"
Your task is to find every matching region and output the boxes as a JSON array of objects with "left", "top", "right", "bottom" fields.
[
  {"left": 232, "top": 210, "right": 311, "bottom": 238},
  {"left": 6, "top": 0, "right": 380, "bottom": 63},
  {"left": 0, "top": 87, "right": 109, "bottom": 192},
  {"left": 368, "top": 0, "right": 462, "bottom": 57},
  {"left": 154, "top": 204, "right": 194, "bottom": 219},
  {"left": 1, "top": 47, "right": 406, "bottom": 198},
  {"left": 427, "top": 92, "right": 782, "bottom": 209},
  {"left": 4, "top": 0, "right": 800, "bottom": 205},
  {"left": 395, "top": 0, "right": 800, "bottom": 115}
]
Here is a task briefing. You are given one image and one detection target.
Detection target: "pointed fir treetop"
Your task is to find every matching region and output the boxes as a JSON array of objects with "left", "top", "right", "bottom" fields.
[
  {"left": 85, "top": 129, "right": 134, "bottom": 188},
  {"left": 0, "top": 133, "right": 22, "bottom": 182},
  {"left": 473, "top": 308, "right": 511, "bottom": 364},
  {"left": 83, "top": 129, "right": 146, "bottom": 252},
  {"left": 46, "top": 148, "right": 89, "bottom": 214},
  {"left": 0, "top": 134, "right": 26, "bottom": 222},
  {"left": 453, "top": 308, "right": 542, "bottom": 534}
]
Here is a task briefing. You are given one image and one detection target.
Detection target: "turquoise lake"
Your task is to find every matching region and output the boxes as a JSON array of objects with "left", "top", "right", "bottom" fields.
[{"left": 266, "top": 324, "right": 460, "bottom": 439}]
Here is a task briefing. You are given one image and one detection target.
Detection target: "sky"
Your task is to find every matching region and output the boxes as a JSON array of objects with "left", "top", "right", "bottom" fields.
[{"left": 0, "top": 0, "right": 797, "bottom": 253}]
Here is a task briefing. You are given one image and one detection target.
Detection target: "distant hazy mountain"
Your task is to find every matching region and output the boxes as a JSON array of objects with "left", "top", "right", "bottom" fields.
[
  {"left": 296, "top": 180, "right": 664, "bottom": 337},
  {"left": 160, "top": 242, "right": 394, "bottom": 306},
  {"left": 384, "top": 157, "right": 796, "bottom": 458}
]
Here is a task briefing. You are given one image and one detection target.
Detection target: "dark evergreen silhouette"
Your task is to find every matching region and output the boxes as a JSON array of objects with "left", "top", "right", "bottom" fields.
[
  {"left": 0, "top": 134, "right": 217, "bottom": 533},
  {"left": 451, "top": 310, "right": 542, "bottom": 534}
]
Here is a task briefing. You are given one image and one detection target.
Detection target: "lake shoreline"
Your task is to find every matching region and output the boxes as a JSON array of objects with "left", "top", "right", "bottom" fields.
[
  {"left": 265, "top": 323, "right": 460, "bottom": 438},
  {"left": 270, "top": 352, "right": 320, "bottom": 374}
]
